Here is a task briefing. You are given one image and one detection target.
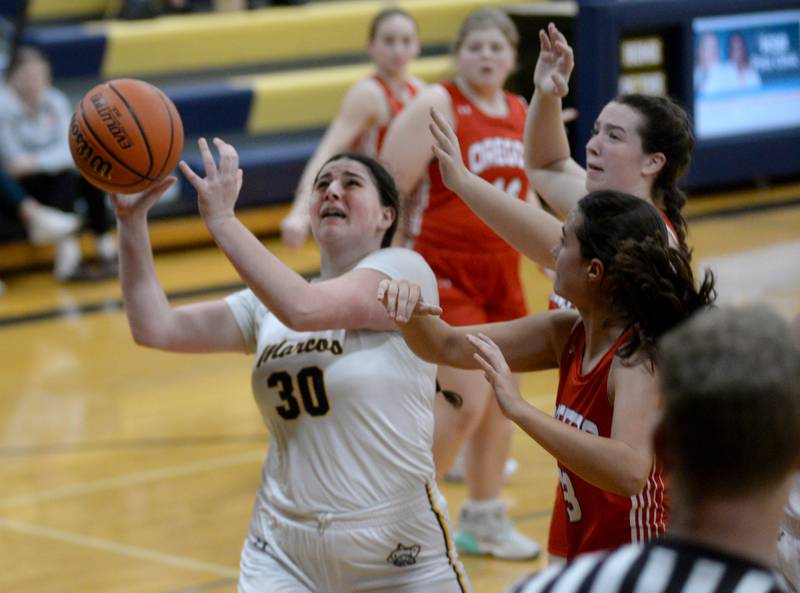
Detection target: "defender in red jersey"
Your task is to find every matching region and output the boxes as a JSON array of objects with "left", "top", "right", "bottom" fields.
[
  {"left": 378, "top": 191, "right": 715, "bottom": 561},
  {"left": 280, "top": 8, "right": 422, "bottom": 248},
  {"left": 381, "top": 9, "right": 542, "bottom": 561}
]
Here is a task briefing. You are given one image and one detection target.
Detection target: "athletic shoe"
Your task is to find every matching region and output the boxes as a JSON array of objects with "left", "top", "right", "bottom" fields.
[
  {"left": 26, "top": 205, "right": 81, "bottom": 246},
  {"left": 454, "top": 500, "right": 541, "bottom": 561}
]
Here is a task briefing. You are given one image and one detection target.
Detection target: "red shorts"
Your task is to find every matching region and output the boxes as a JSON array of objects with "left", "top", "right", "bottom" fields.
[{"left": 415, "top": 245, "right": 527, "bottom": 326}]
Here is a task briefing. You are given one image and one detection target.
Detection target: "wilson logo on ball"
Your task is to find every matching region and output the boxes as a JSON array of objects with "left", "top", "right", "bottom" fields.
[
  {"left": 70, "top": 114, "right": 113, "bottom": 180},
  {"left": 89, "top": 92, "right": 133, "bottom": 150}
]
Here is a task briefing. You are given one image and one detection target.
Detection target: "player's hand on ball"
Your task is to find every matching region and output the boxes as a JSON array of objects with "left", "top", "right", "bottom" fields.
[
  {"left": 377, "top": 278, "right": 442, "bottom": 323},
  {"left": 179, "top": 137, "right": 243, "bottom": 228},
  {"left": 466, "top": 333, "right": 524, "bottom": 418},
  {"left": 533, "top": 22, "right": 574, "bottom": 98},
  {"left": 429, "top": 108, "right": 470, "bottom": 194},
  {"left": 111, "top": 177, "right": 177, "bottom": 221}
]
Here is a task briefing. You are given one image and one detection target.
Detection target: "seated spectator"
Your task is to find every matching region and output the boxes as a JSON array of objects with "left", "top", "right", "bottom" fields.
[
  {"left": 1, "top": 165, "right": 80, "bottom": 246},
  {"left": 508, "top": 305, "right": 800, "bottom": 593},
  {"left": 0, "top": 47, "right": 116, "bottom": 281}
]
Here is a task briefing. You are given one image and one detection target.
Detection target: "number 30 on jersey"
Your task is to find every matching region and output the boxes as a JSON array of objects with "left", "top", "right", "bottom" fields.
[{"left": 267, "top": 366, "right": 330, "bottom": 419}]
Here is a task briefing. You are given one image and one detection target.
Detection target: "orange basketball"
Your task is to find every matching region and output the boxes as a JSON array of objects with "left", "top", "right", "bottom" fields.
[{"left": 69, "top": 78, "right": 184, "bottom": 194}]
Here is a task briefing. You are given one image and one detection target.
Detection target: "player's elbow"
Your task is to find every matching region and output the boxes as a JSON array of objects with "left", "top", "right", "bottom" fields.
[{"left": 614, "top": 460, "right": 653, "bottom": 498}]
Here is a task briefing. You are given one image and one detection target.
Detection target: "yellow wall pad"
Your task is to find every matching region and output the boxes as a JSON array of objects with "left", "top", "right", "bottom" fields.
[
  {"left": 27, "top": 0, "right": 108, "bottom": 21},
  {"left": 241, "top": 55, "right": 454, "bottom": 135},
  {"left": 97, "top": 0, "right": 530, "bottom": 78}
]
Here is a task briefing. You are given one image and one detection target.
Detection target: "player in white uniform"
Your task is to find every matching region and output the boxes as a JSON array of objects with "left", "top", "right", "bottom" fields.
[
  {"left": 113, "top": 141, "right": 471, "bottom": 593},
  {"left": 779, "top": 314, "right": 800, "bottom": 593}
]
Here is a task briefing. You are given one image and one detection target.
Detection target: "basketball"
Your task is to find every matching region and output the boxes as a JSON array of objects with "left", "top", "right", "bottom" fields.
[{"left": 69, "top": 78, "right": 184, "bottom": 194}]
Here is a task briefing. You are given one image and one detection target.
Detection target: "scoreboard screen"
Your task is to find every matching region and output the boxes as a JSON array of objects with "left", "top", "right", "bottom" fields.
[{"left": 693, "top": 10, "right": 800, "bottom": 140}]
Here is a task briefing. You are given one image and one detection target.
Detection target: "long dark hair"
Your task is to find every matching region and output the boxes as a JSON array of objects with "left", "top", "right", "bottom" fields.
[
  {"left": 315, "top": 152, "right": 400, "bottom": 248},
  {"left": 614, "top": 94, "right": 693, "bottom": 252},
  {"left": 576, "top": 191, "right": 715, "bottom": 364}
]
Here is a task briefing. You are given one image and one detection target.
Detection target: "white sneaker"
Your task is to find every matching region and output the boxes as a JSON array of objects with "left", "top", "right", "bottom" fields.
[
  {"left": 53, "top": 237, "right": 82, "bottom": 281},
  {"left": 454, "top": 500, "right": 541, "bottom": 560},
  {"left": 445, "top": 452, "right": 519, "bottom": 484},
  {"left": 26, "top": 205, "right": 81, "bottom": 246}
]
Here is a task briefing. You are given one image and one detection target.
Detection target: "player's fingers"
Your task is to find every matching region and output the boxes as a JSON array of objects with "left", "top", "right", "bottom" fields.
[
  {"left": 214, "top": 138, "right": 239, "bottom": 175},
  {"left": 472, "top": 351, "right": 496, "bottom": 378},
  {"left": 385, "top": 280, "right": 400, "bottom": 318},
  {"left": 554, "top": 40, "right": 575, "bottom": 71},
  {"left": 394, "top": 281, "right": 410, "bottom": 321},
  {"left": 197, "top": 138, "right": 218, "bottom": 179},
  {"left": 402, "top": 283, "right": 420, "bottom": 322},
  {"left": 178, "top": 160, "right": 204, "bottom": 191},
  {"left": 432, "top": 108, "right": 459, "bottom": 147},
  {"left": 539, "top": 28, "right": 551, "bottom": 53},
  {"left": 376, "top": 278, "right": 390, "bottom": 302},
  {"left": 552, "top": 74, "right": 569, "bottom": 97}
]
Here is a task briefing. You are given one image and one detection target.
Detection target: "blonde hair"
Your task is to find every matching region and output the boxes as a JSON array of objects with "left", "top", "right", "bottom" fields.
[{"left": 453, "top": 8, "right": 519, "bottom": 52}]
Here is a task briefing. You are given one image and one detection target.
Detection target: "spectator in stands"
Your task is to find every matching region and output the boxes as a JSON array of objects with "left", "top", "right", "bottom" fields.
[
  {"left": 0, "top": 46, "right": 116, "bottom": 281},
  {"left": 280, "top": 7, "right": 422, "bottom": 248},
  {"left": 0, "top": 164, "right": 81, "bottom": 292},
  {"left": 507, "top": 305, "right": 800, "bottom": 593},
  {"left": 1, "top": 165, "right": 80, "bottom": 246}
]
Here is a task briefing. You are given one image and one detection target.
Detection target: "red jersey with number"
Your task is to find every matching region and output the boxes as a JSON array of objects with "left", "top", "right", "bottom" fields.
[
  {"left": 548, "top": 323, "right": 668, "bottom": 559},
  {"left": 352, "top": 75, "right": 418, "bottom": 156},
  {"left": 412, "top": 82, "right": 529, "bottom": 253}
]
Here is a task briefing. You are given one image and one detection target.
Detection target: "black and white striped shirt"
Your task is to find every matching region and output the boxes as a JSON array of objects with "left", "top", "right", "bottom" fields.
[{"left": 508, "top": 539, "right": 791, "bottom": 593}]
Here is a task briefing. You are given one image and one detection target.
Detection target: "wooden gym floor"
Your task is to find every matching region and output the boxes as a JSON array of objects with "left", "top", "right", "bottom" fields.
[{"left": 1, "top": 183, "right": 799, "bottom": 593}]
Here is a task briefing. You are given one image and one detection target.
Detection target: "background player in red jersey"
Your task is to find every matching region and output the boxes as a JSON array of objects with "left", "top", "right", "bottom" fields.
[
  {"left": 378, "top": 191, "right": 715, "bottom": 562},
  {"left": 380, "top": 8, "right": 541, "bottom": 560},
  {"left": 280, "top": 8, "right": 422, "bottom": 248}
]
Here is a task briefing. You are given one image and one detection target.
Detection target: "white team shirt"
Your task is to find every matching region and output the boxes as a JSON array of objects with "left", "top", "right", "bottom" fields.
[{"left": 225, "top": 248, "right": 438, "bottom": 522}]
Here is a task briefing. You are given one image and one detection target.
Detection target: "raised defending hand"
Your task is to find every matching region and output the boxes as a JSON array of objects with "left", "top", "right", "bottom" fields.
[
  {"left": 179, "top": 137, "right": 244, "bottom": 228},
  {"left": 429, "top": 108, "right": 471, "bottom": 193},
  {"left": 533, "top": 22, "right": 574, "bottom": 98},
  {"left": 111, "top": 177, "right": 177, "bottom": 221},
  {"left": 467, "top": 333, "right": 525, "bottom": 418},
  {"left": 377, "top": 278, "right": 442, "bottom": 323},
  {"left": 280, "top": 212, "right": 310, "bottom": 249}
]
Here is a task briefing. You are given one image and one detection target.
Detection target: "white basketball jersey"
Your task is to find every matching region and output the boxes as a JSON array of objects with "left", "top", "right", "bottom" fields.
[{"left": 225, "top": 248, "right": 439, "bottom": 523}]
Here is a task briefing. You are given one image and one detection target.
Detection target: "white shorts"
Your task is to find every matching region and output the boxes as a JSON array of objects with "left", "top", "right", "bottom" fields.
[
  {"left": 238, "top": 483, "right": 472, "bottom": 593},
  {"left": 778, "top": 523, "right": 800, "bottom": 593}
]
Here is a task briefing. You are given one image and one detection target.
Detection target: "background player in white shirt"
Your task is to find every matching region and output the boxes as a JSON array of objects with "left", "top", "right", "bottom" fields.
[{"left": 113, "top": 142, "right": 471, "bottom": 593}]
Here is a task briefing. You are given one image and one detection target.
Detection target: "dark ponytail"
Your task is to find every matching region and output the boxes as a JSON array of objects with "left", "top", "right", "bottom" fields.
[
  {"left": 576, "top": 191, "right": 715, "bottom": 365},
  {"left": 614, "top": 94, "right": 693, "bottom": 252}
]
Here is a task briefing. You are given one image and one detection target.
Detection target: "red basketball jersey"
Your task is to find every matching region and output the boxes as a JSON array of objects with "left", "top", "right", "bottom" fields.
[
  {"left": 548, "top": 323, "right": 669, "bottom": 559},
  {"left": 352, "top": 75, "right": 418, "bottom": 156},
  {"left": 413, "top": 82, "right": 529, "bottom": 253}
]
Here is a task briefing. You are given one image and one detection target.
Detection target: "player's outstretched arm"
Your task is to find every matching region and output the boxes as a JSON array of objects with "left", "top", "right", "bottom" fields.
[
  {"left": 379, "top": 278, "right": 570, "bottom": 372},
  {"left": 182, "top": 137, "right": 400, "bottom": 333},
  {"left": 430, "top": 108, "right": 561, "bottom": 269},
  {"left": 114, "top": 178, "right": 246, "bottom": 353},
  {"left": 525, "top": 23, "right": 587, "bottom": 217}
]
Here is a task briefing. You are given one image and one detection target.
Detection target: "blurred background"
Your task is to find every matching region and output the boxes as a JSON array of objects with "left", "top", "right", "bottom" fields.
[{"left": 0, "top": 1, "right": 798, "bottom": 591}]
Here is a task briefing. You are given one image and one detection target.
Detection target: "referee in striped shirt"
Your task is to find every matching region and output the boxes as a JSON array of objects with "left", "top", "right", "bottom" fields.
[{"left": 508, "top": 306, "right": 800, "bottom": 593}]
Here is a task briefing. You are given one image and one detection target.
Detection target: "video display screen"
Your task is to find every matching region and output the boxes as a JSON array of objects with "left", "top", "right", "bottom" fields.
[{"left": 693, "top": 10, "right": 800, "bottom": 140}]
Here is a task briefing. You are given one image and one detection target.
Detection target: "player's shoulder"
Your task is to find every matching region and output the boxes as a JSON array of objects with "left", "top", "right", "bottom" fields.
[{"left": 358, "top": 247, "right": 430, "bottom": 271}]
